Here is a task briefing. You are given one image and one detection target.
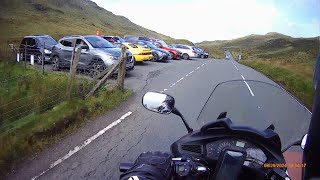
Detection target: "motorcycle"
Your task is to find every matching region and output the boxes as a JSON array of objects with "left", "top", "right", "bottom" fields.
[{"left": 120, "top": 80, "right": 310, "bottom": 179}]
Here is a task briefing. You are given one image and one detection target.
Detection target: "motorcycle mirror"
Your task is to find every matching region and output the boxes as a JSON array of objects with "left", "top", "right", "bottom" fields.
[
  {"left": 142, "top": 92, "right": 175, "bottom": 114},
  {"left": 301, "top": 134, "right": 308, "bottom": 150}
]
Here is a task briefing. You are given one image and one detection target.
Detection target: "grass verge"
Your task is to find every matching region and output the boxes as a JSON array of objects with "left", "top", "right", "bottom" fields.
[
  {"left": 241, "top": 60, "right": 314, "bottom": 109},
  {"left": 0, "top": 61, "right": 133, "bottom": 177}
]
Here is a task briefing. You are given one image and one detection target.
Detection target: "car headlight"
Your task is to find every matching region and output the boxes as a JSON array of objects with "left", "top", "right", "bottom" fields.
[{"left": 44, "top": 49, "right": 52, "bottom": 54}]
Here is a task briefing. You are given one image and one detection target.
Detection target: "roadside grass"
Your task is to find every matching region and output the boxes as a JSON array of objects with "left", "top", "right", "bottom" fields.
[
  {"left": 0, "top": 61, "right": 94, "bottom": 127},
  {"left": 0, "top": 61, "right": 133, "bottom": 177},
  {"left": 241, "top": 60, "right": 315, "bottom": 109}
]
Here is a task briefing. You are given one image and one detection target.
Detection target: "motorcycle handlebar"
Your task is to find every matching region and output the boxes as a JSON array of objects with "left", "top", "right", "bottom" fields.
[{"left": 119, "top": 157, "right": 208, "bottom": 176}]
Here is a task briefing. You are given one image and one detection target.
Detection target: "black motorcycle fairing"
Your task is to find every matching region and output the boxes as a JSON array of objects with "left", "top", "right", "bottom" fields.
[
  {"left": 170, "top": 119, "right": 286, "bottom": 179},
  {"left": 200, "top": 118, "right": 282, "bottom": 150}
]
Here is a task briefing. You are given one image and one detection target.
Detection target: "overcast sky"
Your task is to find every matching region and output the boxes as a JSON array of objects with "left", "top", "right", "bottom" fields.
[{"left": 92, "top": 0, "right": 320, "bottom": 42}]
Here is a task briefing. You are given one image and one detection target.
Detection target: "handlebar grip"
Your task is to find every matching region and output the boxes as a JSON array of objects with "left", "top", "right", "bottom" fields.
[{"left": 119, "top": 162, "right": 135, "bottom": 172}]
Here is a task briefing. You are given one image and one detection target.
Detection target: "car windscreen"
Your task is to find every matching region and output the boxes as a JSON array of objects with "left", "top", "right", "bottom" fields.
[
  {"left": 85, "top": 36, "right": 115, "bottom": 48},
  {"left": 38, "top": 36, "right": 57, "bottom": 45},
  {"left": 146, "top": 42, "right": 158, "bottom": 48}
]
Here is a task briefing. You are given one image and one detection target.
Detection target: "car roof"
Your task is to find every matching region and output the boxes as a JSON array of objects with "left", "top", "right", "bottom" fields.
[
  {"left": 24, "top": 34, "right": 52, "bottom": 38},
  {"left": 61, "top": 35, "right": 101, "bottom": 39}
]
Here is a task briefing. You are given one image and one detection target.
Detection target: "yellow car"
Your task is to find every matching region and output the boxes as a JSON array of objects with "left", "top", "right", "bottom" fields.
[{"left": 122, "top": 42, "right": 153, "bottom": 62}]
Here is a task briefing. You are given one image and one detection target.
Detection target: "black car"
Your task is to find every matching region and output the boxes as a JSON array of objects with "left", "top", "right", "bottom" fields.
[
  {"left": 19, "top": 35, "right": 57, "bottom": 64},
  {"left": 195, "top": 47, "right": 209, "bottom": 59}
]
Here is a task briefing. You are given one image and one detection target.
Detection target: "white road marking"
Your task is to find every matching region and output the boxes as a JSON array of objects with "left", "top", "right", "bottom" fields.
[
  {"left": 172, "top": 83, "right": 176, "bottom": 86},
  {"left": 186, "top": 74, "right": 189, "bottom": 77},
  {"left": 232, "top": 62, "right": 239, "bottom": 71},
  {"left": 163, "top": 89, "right": 168, "bottom": 91},
  {"left": 202, "top": 64, "right": 205, "bottom": 66},
  {"left": 160, "top": 91, "right": 164, "bottom": 93},
  {"left": 177, "top": 77, "right": 184, "bottom": 83},
  {"left": 197, "top": 67, "right": 200, "bottom": 69},
  {"left": 240, "top": 75, "right": 255, "bottom": 96},
  {"left": 190, "top": 71, "right": 194, "bottom": 74},
  {"left": 31, "top": 112, "right": 133, "bottom": 180}
]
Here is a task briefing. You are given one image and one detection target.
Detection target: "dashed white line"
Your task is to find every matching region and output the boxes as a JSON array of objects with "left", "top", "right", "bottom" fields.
[
  {"left": 197, "top": 67, "right": 200, "bottom": 69},
  {"left": 177, "top": 77, "right": 184, "bottom": 83},
  {"left": 241, "top": 75, "right": 246, "bottom": 80},
  {"left": 232, "top": 62, "right": 239, "bottom": 71},
  {"left": 202, "top": 64, "right": 205, "bottom": 66},
  {"left": 172, "top": 83, "right": 176, "bottom": 86},
  {"left": 186, "top": 74, "right": 189, "bottom": 77},
  {"left": 32, "top": 112, "right": 133, "bottom": 180},
  {"left": 163, "top": 89, "right": 168, "bottom": 91},
  {"left": 190, "top": 71, "right": 194, "bottom": 74}
]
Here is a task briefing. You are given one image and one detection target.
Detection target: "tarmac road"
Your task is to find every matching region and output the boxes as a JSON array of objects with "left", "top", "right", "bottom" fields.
[{"left": 7, "top": 55, "right": 311, "bottom": 180}]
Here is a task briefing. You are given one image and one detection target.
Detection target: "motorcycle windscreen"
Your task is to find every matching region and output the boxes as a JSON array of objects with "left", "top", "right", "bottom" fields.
[{"left": 197, "top": 80, "right": 311, "bottom": 148}]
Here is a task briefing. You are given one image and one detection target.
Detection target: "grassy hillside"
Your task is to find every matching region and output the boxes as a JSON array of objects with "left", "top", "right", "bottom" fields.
[
  {"left": 197, "top": 32, "right": 319, "bottom": 109},
  {"left": 0, "top": 0, "right": 192, "bottom": 45}
]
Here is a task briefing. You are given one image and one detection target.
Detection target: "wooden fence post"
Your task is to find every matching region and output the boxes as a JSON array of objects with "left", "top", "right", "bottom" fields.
[
  {"left": 24, "top": 42, "right": 27, "bottom": 69},
  {"left": 41, "top": 42, "right": 45, "bottom": 74},
  {"left": 85, "top": 58, "right": 124, "bottom": 99},
  {"left": 117, "top": 45, "right": 127, "bottom": 91},
  {"left": 66, "top": 46, "right": 81, "bottom": 99}
]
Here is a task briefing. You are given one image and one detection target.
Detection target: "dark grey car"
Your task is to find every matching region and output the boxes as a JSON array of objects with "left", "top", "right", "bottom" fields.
[{"left": 51, "top": 35, "right": 134, "bottom": 76}]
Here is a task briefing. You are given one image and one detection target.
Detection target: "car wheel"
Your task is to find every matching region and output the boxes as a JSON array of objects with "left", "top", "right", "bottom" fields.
[
  {"left": 89, "top": 59, "right": 107, "bottom": 78},
  {"left": 152, "top": 53, "right": 159, "bottom": 61},
  {"left": 36, "top": 55, "right": 42, "bottom": 65},
  {"left": 201, "top": 54, "right": 205, "bottom": 59},
  {"left": 52, "top": 56, "right": 60, "bottom": 71},
  {"left": 169, "top": 52, "right": 174, "bottom": 60},
  {"left": 182, "top": 53, "right": 189, "bottom": 60}
]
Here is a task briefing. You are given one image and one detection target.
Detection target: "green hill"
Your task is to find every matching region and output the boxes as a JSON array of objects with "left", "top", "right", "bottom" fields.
[
  {"left": 196, "top": 32, "right": 319, "bottom": 59},
  {"left": 0, "top": 0, "right": 193, "bottom": 45},
  {"left": 197, "top": 32, "right": 319, "bottom": 108}
]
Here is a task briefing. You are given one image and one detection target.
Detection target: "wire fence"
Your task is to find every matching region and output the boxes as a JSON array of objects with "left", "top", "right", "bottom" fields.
[{"left": 0, "top": 40, "right": 128, "bottom": 132}]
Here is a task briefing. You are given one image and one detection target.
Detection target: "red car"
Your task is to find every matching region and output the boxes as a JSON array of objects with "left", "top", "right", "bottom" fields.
[{"left": 154, "top": 42, "right": 182, "bottom": 60}]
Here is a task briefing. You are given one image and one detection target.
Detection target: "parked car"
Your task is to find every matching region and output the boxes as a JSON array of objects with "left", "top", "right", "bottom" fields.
[
  {"left": 154, "top": 42, "right": 182, "bottom": 60},
  {"left": 194, "top": 47, "right": 209, "bottom": 58},
  {"left": 127, "top": 40, "right": 170, "bottom": 62},
  {"left": 116, "top": 42, "right": 153, "bottom": 63},
  {"left": 19, "top": 34, "right": 57, "bottom": 64},
  {"left": 101, "top": 35, "right": 125, "bottom": 44},
  {"left": 168, "top": 44, "right": 200, "bottom": 60},
  {"left": 51, "top": 35, "right": 134, "bottom": 76}
]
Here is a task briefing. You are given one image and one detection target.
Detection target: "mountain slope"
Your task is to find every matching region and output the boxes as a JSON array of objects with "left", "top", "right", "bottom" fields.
[
  {"left": 0, "top": 0, "right": 193, "bottom": 45},
  {"left": 196, "top": 32, "right": 319, "bottom": 59}
]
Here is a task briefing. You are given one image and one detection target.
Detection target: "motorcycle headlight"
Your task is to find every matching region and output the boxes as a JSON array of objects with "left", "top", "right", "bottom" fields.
[{"left": 44, "top": 49, "right": 52, "bottom": 54}]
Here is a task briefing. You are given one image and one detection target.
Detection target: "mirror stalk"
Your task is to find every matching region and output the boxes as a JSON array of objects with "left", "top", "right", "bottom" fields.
[
  {"left": 172, "top": 108, "right": 193, "bottom": 133},
  {"left": 281, "top": 140, "right": 301, "bottom": 153}
]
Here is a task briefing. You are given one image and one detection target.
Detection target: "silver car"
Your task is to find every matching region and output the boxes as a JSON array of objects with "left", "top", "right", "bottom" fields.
[{"left": 51, "top": 35, "right": 134, "bottom": 76}]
